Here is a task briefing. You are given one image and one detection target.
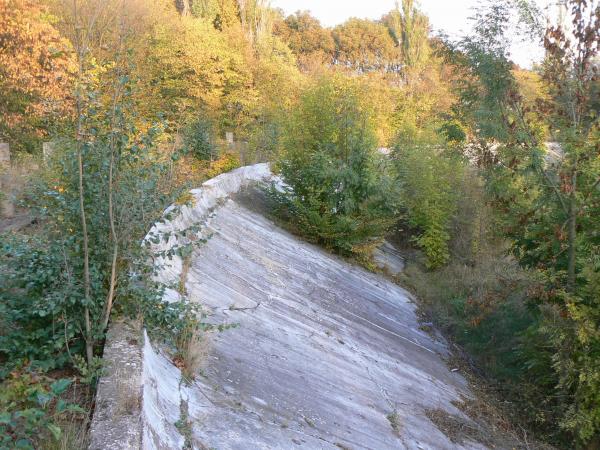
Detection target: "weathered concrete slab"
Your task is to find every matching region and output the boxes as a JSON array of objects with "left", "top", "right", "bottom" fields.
[
  {"left": 92, "top": 164, "right": 490, "bottom": 450},
  {"left": 373, "top": 240, "right": 405, "bottom": 276},
  {"left": 89, "top": 320, "right": 143, "bottom": 450},
  {"left": 42, "top": 142, "right": 56, "bottom": 162},
  {"left": 178, "top": 198, "right": 482, "bottom": 450},
  {"left": 0, "top": 144, "right": 15, "bottom": 218}
]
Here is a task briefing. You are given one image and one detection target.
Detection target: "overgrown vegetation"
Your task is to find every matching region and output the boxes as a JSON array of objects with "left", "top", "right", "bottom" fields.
[
  {"left": 271, "top": 75, "right": 398, "bottom": 257},
  {"left": 1, "top": 0, "right": 599, "bottom": 448},
  {"left": 0, "top": 369, "right": 90, "bottom": 449}
]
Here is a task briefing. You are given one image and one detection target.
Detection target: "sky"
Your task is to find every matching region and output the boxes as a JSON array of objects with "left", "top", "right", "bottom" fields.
[{"left": 270, "top": 0, "right": 554, "bottom": 68}]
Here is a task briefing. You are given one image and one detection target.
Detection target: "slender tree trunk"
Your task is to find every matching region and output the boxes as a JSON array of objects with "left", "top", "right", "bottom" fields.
[
  {"left": 102, "top": 30, "right": 124, "bottom": 332},
  {"left": 103, "top": 107, "right": 119, "bottom": 331},
  {"left": 103, "top": 146, "right": 118, "bottom": 332},
  {"left": 73, "top": 0, "right": 94, "bottom": 367},
  {"left": 79, "top": 144, "right": 94, "bottom": 366},
  {"left": 567, "top": 171, "right": 577, "bottom": 291},
  {"left": 175, "top": 0, "right": 190, "bottom": 16},
  {"left": 76, "top": 84, "right": 94, "bottom": 367}
]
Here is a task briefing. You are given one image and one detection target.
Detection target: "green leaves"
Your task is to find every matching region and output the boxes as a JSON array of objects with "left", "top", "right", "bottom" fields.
[
  {"left": 183, "top": 117, "right": 218, "bottom": 161},
  {"left": 395, "top": 143, "right": 463, "bottom": 269},
  {"left": 0, "top": 371, "right": 83, "bottom": 448},
  {"left": 50, "top": 379, "right": 71, "bottom": 396},
  {"left": 275, "top": 76, "right": 398, "bottom": 256},
  {"left": 46, "top": 423, "right": 62, "bottom": 441}
]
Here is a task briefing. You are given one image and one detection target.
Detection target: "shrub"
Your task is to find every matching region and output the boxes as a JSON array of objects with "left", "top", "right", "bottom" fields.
[
  {"left": 273, "top": 75, "right": 399, "bottom": 255},
  {"left": 547, "top": 258, "right": 600, "bottom": 443},
  {"left": 394, "top": 143, "right": 464, "bottom": 269},
  {"left": 398, "top": 175, "right": 567, "bottom": 444},
  {"left": 206, "top": 152, "right": 241, "bottom": 178},
  {"left": 184, "top": 117, "right": 217, "bottom": 161},
  {"left": 0, "top": 369, "right": 84, "bottom": 449},
  {"left": 0, "top": 236, "right": 81, "bottom": 375}
]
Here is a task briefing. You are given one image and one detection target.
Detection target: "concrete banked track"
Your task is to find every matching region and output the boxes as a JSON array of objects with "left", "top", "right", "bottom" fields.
[{"left": 90, "top": 164, "right": 487, "bottom": 450}]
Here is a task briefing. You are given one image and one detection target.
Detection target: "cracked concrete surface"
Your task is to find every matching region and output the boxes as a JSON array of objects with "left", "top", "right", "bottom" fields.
[
  {"left": 91, "top": 164, "right": 489, "bottom": 450},
  {"left": 178, "top": 195, "right": 482, "bottom": 450}
]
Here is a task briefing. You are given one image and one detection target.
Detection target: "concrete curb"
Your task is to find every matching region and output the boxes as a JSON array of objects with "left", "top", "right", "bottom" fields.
[{"left": 89, "top": 320, "right": 144, "bottom": 450}]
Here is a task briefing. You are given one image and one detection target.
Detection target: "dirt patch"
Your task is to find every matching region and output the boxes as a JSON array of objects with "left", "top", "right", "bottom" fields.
[{"left": 425, "top": 407, "right": 488, "bottom": 446}]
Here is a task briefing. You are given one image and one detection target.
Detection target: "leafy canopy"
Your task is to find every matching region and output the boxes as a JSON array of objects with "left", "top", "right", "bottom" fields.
[{"left": 274, "top": 75, "right": 398, "bottom": 256}]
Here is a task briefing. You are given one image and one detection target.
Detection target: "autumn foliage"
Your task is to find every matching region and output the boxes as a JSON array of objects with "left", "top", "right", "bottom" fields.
[{"left": 0, "top": 0, "right": 75, "bottom": 151}]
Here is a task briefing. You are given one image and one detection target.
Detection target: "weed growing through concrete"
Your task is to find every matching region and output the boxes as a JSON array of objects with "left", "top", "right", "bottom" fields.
[
  {"left": 174, "top": 320, "right": 211, "bottom": 384},
  {"left": 386, "top": 410, "right": 401, "bottom": 434},
  {"left": 175, "top": 399, "right": 193, "bottom": 450}
]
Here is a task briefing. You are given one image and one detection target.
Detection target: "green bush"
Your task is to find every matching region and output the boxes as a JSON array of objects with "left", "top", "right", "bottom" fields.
[
  {"left": 397, "top": 172, "right": 568, "bottom": 444},
  {"left": 184, "top": 117, "right": 218, "bottom": 161},
  {"left": 0, "top": 78, "right": 208, "bottom": 377},
  {"left": 273, "top": 75, "right": 398, "bottom": 255},
  {"left": 0, "top": 370, "right": 84, "bottom": 449},
  {"left": 394, "top": 143, "right": 464, "bottom": 269},
  {"left": 0, "top": 236, "right": 81, "bottom": 375},
  {"left": 546, "top": 258, "right": 600, "bottom": 443}
]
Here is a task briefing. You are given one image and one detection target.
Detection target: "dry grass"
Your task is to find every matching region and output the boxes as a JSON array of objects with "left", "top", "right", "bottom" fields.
[
  {"left": 424, "top": 391, "right": 556, "bottom": 450},
  {"left": 179, "top": 254, "right": 193, "bottom": 296},
  {"left": 396, "top": 255, "right": 556, "bottom": 448},
  {"left": 173, "top": 322, "right": 211, "bottom": 383},
  {"left": 173, "top": 253, "right": 211, "bottom": 382},
  {"left": 115, "top": 373, "right": 141, "bottom": 416},
  {"left": 45, "top": 415, "right": 91, "bottom": 450},
  {"left": 44, "top": 376, "right": 94, "bottom": 450},
  {"left": 424, "top": 407, "right": 486, "bottom": 446}
]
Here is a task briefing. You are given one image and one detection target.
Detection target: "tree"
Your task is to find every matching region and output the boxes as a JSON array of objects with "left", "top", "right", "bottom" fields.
[
  {"left": 274, "top": 75, "right": 398, "bottom": 255},
  {"left": 450, "top": 0, "right": 600, "bottom": 443},
  {"left": 382, "top": 0, "right": 431, "bottom": 80},
  {"left": 138, "top": 15, "right": 255, "bottom": 131},
  {"left": 190, "top": 0, "right": 240, "bottom": 30},
  {"left": 273, "top": 10, "right": 335, "bottom": 69},
  {"left": 0, "top": 0, "right": 75, "bottom": 153},
  {"left": 237, "top": 0, "right": 274, "bottom": 44},
  {"left": 332, "top": 18, "right": 397, "bottom": 73},
  {"left": 184, "top": 117, "right": 217, "bottom": 161},
  {"left": 394, "top": 142, "right": 464, "bottom": 269}
]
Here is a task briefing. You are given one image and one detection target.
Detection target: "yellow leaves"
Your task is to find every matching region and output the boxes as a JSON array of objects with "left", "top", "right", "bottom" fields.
[
  {"left": 175, "top": 192, "right": 195, "bottom": 207},
  {"left": 206, "top": 153, "right": 240, "bottom": 178},
  {"left": 0, "top": 0, "right": 75, "bottom": 149},
  {"left": 0, "top": 0, "right": 76, "bottom": 94}
]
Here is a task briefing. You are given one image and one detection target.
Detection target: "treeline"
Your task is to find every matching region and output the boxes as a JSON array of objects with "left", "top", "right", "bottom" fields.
[{"left": 0, "top": 0, "right": 444, "bottom": 157}]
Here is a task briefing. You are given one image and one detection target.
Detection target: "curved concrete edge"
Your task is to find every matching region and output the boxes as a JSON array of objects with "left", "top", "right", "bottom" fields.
[
  {"left": 145, "top": 163, "right": 272, "bottom": 288},
  {"left": 89, "top": 164, "right": 273, "bottom": 450}
]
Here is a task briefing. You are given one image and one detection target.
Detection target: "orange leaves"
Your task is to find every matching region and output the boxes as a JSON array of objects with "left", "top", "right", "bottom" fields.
[
  {"left": 0, "top": 0, "right": 76, "bottom": 148},
  {"left": 0, "top": 0, "right": 75, "bottom": 100}
]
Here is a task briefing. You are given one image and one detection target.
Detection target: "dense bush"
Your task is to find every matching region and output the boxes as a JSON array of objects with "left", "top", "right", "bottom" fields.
[
  {"left": 184, "top": 117, "right": 218, "bottom": 161},
  {"left": 0, "top": 370, "right": 83, "bottom": 449},
  {"left": 273, "top": 76, "right": 399, "bottom": 256},
  {"left": 0, "top": 79, "right": 202, "bottom": 375},
  {"left": 0, "top": 236, "right": 82, "bottom": 375},
  {"left": 450, "top": 0, "right": 600, "bottom": 443},
  {"left": 398, "top": 173, "right": 567, "bottom": 442},
  {"left": 394, "top": 142, "right": 464, "bottom": 269}
]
